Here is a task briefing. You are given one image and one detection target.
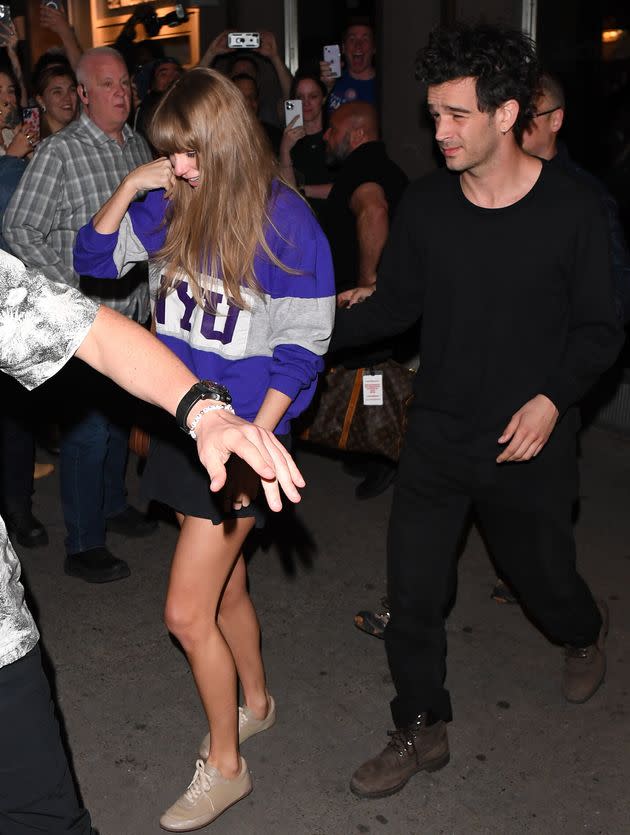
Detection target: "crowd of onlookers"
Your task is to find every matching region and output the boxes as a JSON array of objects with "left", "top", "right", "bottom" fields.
[
  {"left": 2, "top": 6, "right": 629, "bottom": 581},
  {"left": 3, "top": 11, "right": 630, "bottom": 831}
]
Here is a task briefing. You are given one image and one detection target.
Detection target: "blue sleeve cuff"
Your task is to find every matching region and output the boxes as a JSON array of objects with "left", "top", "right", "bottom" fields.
[{"left": 73, "top": 220, "right": 119, "bottom": 277}]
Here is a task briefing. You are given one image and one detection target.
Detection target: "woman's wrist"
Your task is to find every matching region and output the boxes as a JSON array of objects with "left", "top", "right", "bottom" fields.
[{"left": 122, "top": 172, "right": 143, "bottom": 197}]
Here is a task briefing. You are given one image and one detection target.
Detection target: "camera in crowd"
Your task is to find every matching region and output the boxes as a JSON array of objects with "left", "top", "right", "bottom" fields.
[
  {"left": 134, "top": 2, "right": 188, "bottom": 39},
  {"left": 227, "top": 32, "right": 261, "bottom": 49}
]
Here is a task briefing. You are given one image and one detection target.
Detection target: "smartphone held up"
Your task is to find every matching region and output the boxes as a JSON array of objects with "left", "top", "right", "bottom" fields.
[
  {"left": 22, "top": 106, "right": 40, "bottom": 138},
  {"left": 323, "top": 44, "right": 341, "bottom": 79},
  {"left": 284, "top": 99, "right": 303, "bottom": 128},
  {"left": 0, "top": 4, "right": 12, "bottom": 27}
]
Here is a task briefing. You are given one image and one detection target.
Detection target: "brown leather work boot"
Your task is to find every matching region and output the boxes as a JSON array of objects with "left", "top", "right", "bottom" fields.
[
  {"left": 562, "top": 600, "right": 609, "bottom": 704},
  {"left": 350, "top": 713, "right": 450, "bottom": 798}
]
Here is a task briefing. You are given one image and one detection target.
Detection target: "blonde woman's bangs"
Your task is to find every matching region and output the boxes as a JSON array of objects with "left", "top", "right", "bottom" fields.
[
  {"left": 151, "top": 68, "right": 297, "bottom": 310},
  {"left": 148, "top": 96, "right": 197, "bottom": 157}
]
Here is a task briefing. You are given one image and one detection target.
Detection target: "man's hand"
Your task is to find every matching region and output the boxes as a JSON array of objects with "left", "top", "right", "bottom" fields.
[
  {"left": 337, "top": 286, "right": 375, "bottom": 308},
  {"left": 319, "top": 60, "right": 336, "bottom": 92},
  {"left": 496, "top": 394, "right": 559, "bottom": 463},
  {"left": 194, "top": 409, "right": 305, "bottom": 511}
]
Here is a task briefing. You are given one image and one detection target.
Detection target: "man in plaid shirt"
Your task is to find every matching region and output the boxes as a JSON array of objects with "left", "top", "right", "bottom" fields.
[{"left": 4, "top": 47, "right": 157, "bottom": 583}]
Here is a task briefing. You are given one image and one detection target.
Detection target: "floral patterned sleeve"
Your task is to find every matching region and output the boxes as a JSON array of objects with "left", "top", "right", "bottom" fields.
[{"left": 0, "top": 250, "right": 98, "bottom": 390}]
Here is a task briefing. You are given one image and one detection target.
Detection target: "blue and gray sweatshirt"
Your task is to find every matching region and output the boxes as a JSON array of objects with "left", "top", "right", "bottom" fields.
[{"left": 74, "top": 181, "right": 335, "bottom": 434}]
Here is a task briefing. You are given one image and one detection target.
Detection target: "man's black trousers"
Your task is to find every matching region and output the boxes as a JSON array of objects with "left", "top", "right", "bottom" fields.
[
  {"left": 385, "top": 415, "right": 602, "bottom": 727},
  {"left": 0, "top": 645, "right": 93, "bottom": 834}
]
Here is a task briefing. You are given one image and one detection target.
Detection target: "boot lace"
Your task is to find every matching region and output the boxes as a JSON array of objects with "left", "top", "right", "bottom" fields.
[
  {"left": 565, "top": 645, "right": 591, "bottom": 660},
  {"left": 387, "top": 728, "right": 416, "bottom": 757}
]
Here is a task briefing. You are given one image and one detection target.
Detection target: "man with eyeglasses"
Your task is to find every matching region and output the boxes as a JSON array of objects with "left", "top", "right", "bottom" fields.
[{"left": 522, "top": 72, "right": 630, "bottom": 323}]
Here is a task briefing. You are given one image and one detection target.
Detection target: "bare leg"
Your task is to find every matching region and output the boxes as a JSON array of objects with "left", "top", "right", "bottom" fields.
[
  {"left": 218, "top": 554, "right": 269, "bottom": 719},
  {"left": 164, "top": 515, "right": 255, "bottom": 778}
]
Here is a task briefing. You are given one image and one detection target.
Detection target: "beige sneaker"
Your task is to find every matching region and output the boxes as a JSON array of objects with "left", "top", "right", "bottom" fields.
[
  {"left": 198, "top": 694, "right": 276, "bottom": 761},
  {"left": 160, "top": 757, "right": 252, "bottom": 832}
]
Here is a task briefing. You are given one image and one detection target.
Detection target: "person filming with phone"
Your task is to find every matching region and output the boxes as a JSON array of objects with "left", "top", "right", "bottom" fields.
[
  {"left": 279, "top": 72, "right": 335, "bottom": 217},
  {"left": 320, "top": 20, "right": 377, "bottom": 112}
]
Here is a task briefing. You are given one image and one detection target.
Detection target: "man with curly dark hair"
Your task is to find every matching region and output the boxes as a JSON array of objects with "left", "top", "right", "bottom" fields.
[{"left": 331, "top": 23, "right": 623, "bottom": 798}]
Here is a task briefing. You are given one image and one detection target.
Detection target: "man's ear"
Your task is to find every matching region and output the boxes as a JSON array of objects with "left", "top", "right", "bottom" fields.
[
  {"left": 350, "top": 126, "right": 365, "bottom": 149},
  {"left": 78, "top": 83, "right": 88, "bottom": 105},
  {"left": 497, "top": 98, "right": 519, "bottom": 134},
  {"left": 550, "top": 107, "right": 564, "bottom": 134}
]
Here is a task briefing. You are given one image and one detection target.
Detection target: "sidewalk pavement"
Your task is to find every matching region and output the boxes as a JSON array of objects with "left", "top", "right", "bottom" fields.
[{"left": 15, "top": 425, "right": 629, "bottom": 835}]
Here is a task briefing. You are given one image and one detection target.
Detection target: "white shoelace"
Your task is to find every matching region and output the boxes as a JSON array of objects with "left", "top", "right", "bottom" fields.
[{"left": 184, "top": 760, "right": 218, "bottom": 806}]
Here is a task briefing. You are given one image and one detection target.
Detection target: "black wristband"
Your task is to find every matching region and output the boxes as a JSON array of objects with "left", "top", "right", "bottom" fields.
[{"left": 175, "top": 381, "right": 233, "bottom": 434}]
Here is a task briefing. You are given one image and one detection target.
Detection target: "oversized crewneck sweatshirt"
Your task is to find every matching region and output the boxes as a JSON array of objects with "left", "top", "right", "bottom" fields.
[
  {"left": 331, "top": 163, "right": 623, "bottom": 456},
  {"left": 74, "top": 182, "right": 336, "bottom": 434}
]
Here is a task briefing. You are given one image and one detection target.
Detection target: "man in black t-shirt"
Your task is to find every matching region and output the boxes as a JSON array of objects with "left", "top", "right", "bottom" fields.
[
  {"left": 332, "top": 24, "right": 623, "bottom": 800},
  {"left": 322, "top": 102, "right": 408, "bottom": 296},
  {"left": 321, "top": 102, "right": 408, "bottom": 499}
]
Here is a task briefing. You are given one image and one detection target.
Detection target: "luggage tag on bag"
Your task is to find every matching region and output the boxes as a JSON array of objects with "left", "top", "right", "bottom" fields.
[{"left": 362, "top": 370, "right": 383, "bottom": 406}]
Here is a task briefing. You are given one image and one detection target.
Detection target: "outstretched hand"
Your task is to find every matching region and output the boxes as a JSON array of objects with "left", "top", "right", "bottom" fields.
[
  {"left": 194, "top": 409, "right": 305, "bottom": 511},
  {"left": 496, "top": 394, "right": 559, "bottom": 463}
]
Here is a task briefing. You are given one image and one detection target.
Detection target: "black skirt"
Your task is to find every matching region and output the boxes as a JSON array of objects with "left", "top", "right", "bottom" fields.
[{"left": 141, "top": 422, "right": 290, "bottom": 527}]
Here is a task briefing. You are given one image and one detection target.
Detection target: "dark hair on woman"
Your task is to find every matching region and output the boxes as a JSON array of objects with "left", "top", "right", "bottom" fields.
[
  {"left": 289, "top": 72, "right": 328, "bottom": 101},
  {"left": 416, "top": 23, "right": 539, "bottom": 142},
  {"left": 32, "top": 50, "right": 73, "bottom": 86},
  {"left": 33, "top": 62, "right": 77, "bottom": 98}
]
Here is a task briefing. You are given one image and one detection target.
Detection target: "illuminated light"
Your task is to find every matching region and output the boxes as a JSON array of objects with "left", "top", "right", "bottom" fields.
[{"left": 602, "top": 29, "right": 626, "bottom": 43}]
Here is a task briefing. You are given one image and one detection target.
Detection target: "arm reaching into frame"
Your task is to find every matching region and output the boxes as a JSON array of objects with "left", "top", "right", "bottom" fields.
[
  {"left": 75, "top": 306, "right": 305, "bottom": 510},
  {"left": 39, "top": 3, "right": 82, "bottom": 70}
]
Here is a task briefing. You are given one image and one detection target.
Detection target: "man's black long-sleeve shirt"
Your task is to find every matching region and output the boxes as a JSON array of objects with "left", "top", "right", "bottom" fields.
[{"left": 331, "top": 163, "right": 624, "bottom": 456}]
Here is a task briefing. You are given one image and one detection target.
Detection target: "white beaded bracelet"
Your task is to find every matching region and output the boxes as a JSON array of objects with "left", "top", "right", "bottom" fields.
[{"left": 188, "top": 403, "right": 235, "bottom": 440}]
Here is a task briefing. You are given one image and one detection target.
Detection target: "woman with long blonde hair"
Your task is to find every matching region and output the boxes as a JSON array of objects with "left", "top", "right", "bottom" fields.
[{"left": 74, "top": 68, "right": 335, "bottom": 831}]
